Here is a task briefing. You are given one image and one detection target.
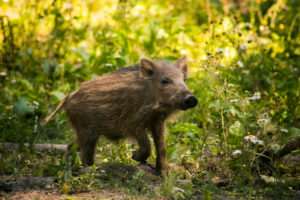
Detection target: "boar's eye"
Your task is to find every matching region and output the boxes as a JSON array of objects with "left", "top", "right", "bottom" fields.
[{"left": 160, "top": 77, "right": 172, "bottom": 86}]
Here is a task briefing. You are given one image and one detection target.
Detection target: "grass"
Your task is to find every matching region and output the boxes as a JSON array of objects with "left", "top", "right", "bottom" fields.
[{"left": 1, "top": 137, "right": 299, "bottom": 199}]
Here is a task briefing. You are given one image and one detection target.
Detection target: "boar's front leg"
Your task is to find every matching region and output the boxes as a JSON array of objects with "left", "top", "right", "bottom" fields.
[
  {"left": 132, "top": 130, "right": 152, "bottom": 164},
  {"left": 151, "top": 121, "right": 168, "bottom": 172}
]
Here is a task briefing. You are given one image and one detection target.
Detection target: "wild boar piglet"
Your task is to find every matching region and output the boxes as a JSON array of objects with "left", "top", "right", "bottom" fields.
[{"left": 41, "top": 55, "right": 198, "bottom": 172}]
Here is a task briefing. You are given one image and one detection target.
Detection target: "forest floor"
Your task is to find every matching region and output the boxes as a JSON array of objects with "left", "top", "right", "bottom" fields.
[
  {"left": 1, "top": 146, "right": 300, "bottom": 200},
  {"left": 1, "top": 164, "right": 169, "bottom": 200}
]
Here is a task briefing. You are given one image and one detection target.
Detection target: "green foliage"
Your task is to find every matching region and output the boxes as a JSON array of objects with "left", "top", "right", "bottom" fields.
[
  {"left": 1, "top": 0, "right": 300, "bottom": 199},
  {"left": 57, "top": 165, "right": 97, "bottom": 194}
]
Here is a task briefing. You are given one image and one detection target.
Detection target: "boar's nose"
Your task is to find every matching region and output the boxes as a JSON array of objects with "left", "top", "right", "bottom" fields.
[{"left": 184, "top": 94, "right": 198, "bottom": 109}]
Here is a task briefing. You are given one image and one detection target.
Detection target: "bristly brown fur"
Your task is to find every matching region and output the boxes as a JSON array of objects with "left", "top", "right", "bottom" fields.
[{"left": 41, "top": 56, "right": 197, "bottom": 172}]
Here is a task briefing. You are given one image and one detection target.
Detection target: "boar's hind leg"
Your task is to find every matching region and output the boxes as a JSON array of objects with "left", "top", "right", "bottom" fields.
[
  {"left": 77, "top": 130, "right": 99, "bottom": 166},
  {"left": 80, "top": 139, "right": 98, "bottom": 166},
  {"left": 132, "top": 132, "right": 151, "bottom": 163}
]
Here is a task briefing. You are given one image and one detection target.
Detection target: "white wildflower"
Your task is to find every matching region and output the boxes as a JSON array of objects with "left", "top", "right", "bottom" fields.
[
  {"left": 114, "top": 55, "right": 121, "bottom": 58},
  {"left": 229, "top": 99, "right": 238, "bottom": 103},
  {"left": 180, "top": 49, "right": 188, "bottom": 55},
  {"left": 105, "top": 63, "right": 113, "bottom": 67},
  {"left": 253, "top": 92, "right": 261, "bottom": 100},
  {"left": 64, "top": 3, "right": 72, "bottom": 10},
  {"left": 244, "top": 134, "right": 256, "bottom": 141},
  {"left": 33, "top": 101, "right": 39, "bottom": 107},
  {"left": 245, "top": 23, "right": 253, "bottom": 28},
  {"left": 230, "top": 29, "right": 238, "bottom": 34},
  {"left": 249, "top": 92, "right": 261, "bottom": 100},
  {"left": 33, "top": 115, "right": 38, "bottom": 133},
  {"left": 257, "top": 140, "right": 264, "bottom": 145},
  {"left": 259, "top": 26, "right": 270, "bottom": 35},
  {"left": 244, "top": 134, "right": 264, "bottom": 145},
  {"left": 228, "top": 83, "right": 235, "bottom": 87},
  {"left": 280, "top": 128, "right": 288, "bottom": 133},
  {"left": 259, "top": 26, "right": 264, "bottom": 32},
  {"left": 157, "top": 28, "right": 169, "bottom": 39},
  {"left": 237, "top": 61, "right": 244, "bottom": 68},
  {"left": 232, "top": 150, "right": 242, "bottom": 155},
  {"left": 216, "top": 48, "right": 225, "bottom": 54},
  {"left": 246, "top": 35, "right": 255, "bottom": 43},
  {"left": 135, "top": 4, "right": 144, "bottom": 10},
  {"left": 214, "top": 70, "right": 220, "bottom": 74},
  {"left": 243, "top": 97, "right": 250, "bottom": 104},
  {"left": 240, "top": 43, "right": 248, "bottom": 50},
  {"left": 291, "top": 68, "right": 297, "bottom": 72},
  {"left": 0, "top": 72, "right": 7, "bottom": 76},
  {"left": 258, "top": 118, "right": 268, "bottom": 123},
  {"left": 243, "top": 99, "right": 250, "bottom": 104}
]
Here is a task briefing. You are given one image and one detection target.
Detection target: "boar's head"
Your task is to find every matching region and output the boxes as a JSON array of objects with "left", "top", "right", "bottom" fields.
[{"left": 140, "top": 55, "right": 198, "bottom": 111}]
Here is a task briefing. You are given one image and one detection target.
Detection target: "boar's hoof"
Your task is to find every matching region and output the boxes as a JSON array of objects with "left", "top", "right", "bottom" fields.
[
  {"left": 156, "top": 163, "right": 170, "bottom": 173},
  {"left": 132, "top": 151, "right": 147, "bottom": 163},
  {"left": 145, "top": 162, "right": 156, "bottom": 169}
]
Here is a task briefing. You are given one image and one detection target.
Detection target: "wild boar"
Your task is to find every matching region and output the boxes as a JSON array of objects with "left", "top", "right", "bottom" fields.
[{"left": 41, "top": 56, "right": 198, "bottom": 172}]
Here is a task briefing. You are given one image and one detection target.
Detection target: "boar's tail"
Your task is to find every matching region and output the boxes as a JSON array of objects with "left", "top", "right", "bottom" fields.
[{"left": 40, "top": 95, "right": 68, "bottom": 126}]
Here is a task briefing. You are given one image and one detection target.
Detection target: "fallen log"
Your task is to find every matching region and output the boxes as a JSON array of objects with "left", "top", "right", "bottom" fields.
[
  {"left": 0, "top": 142, "right": 68, "bottom": 152},
  {"left": 1, "top": 136, "right": 299, "bottom": 158}
]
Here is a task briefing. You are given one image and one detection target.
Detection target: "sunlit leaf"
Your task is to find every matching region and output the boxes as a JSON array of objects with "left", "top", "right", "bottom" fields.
[{"left": 51, "top": 91, "right": 65, "bottom": 101}]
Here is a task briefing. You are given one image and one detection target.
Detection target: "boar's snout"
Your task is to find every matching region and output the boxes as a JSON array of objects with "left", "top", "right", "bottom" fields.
[{"left": 183, "top": 94, "right": 198, "bottom": 110}]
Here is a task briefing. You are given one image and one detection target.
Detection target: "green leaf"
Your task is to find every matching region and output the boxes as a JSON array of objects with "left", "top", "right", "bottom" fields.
[
  {"left": 51, "top": 91, "right": 65, "bottom": 101},
  {"left": 229, "top": 121, "right": 245, "bottom": 136},
  {"left": 32, "top": 168, "right": 44, "bottom": 176},
  {"left": 171, "top": 123, "right": 201, "bottom": 136},
  {"left": 208, "top": 99, "right": 221, "bottom": 110},
  {"left": 13, "top": 98, "right": 35, "bottom": 115},
  {"left": 260, "top": 175, "right": 276, "bottom": 184},
  {"left": 279, "top": 127, "right": 300, "bottom": 145},
  {"left": 42, "top": 59, "right": 51, "bottom": 74}
]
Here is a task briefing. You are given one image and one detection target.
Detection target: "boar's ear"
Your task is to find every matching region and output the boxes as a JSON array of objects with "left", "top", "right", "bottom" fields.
[
  {"left": 140, "top": 58, "right": 155, "bottom": 77},
  {"left": 176, "top": 55, "right": 188, "bottom": 75}
]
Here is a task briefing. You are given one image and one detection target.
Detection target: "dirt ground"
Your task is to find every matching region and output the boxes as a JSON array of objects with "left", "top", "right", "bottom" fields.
[
  {"left": 0, "top": 176, "right": 120, "bottom": 200},
  {"left": 0, "top": 164, "right": 159, "bottom": 200},
  {"left": 2, "top": 189, "right": 126, "bottom": 200}
]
